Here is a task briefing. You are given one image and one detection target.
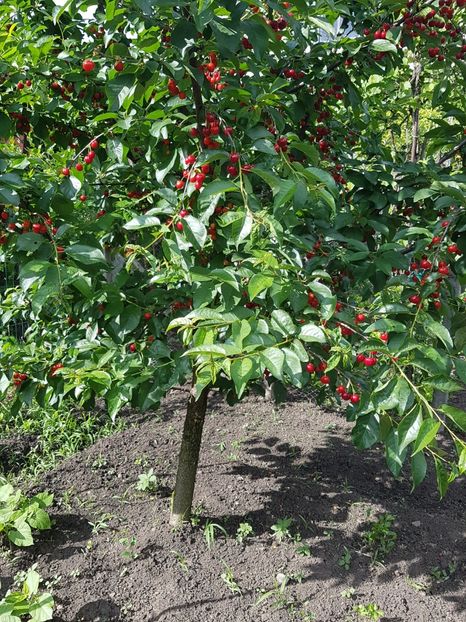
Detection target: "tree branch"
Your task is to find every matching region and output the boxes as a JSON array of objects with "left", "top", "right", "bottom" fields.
[{"left": 438, "top": 138, "right": 466, "bottom": 165}]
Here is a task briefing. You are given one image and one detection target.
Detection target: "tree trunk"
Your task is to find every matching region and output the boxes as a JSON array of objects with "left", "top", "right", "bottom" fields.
[
  {"left": 409, "top": 62, "right": 422, "bottom": 162},
  {"left": 169, "top": 385, "right": 209, "bottom": 527}
]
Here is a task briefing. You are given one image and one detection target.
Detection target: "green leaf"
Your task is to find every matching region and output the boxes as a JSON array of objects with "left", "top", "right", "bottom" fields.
[
  {"left": 352, "top": 414, "right": 379, "bottom": 449},
  {"left": 28, "top": 508, "right": 51, "bottom": 530},
  {"left": 231, "top": 357, "right": 255, "bottom": 398},
  {"left": 455, "top": 359, "right": 466, "bottom": 384},
  {"left": 298, "top": 323, "right": 326, "bottom": 344},
  {"left": 424, "top": 317, "right": 453, "bottom": 350},
  {"left": 8, "top": 520, "right": 33, "bottom": 547},
  {"left": 434, "top": 457, "right": 449, "bottom": 499},
  {"left": 412, "top": 418, "right": 441, "bottom": 455},
  {"left": 248, "top": 274, "right": 273, "bottom": 300},
  {"left": 260, "top": 347, "right": 285, "bottom": 380},
  {"left": 106, "top": 73, "right": 137, "bottom": 111},
  {"left": 385, "top": 429, "right": 407, "bottom": 477},
  {"left": 124, "top": 215, "right": 160, "bottom": 230},
  {"left": 411, "top": 452, "right": 427, "bottom": 489},
  {"left": 371, "top": 39, "right": 397, "bottom": 53},
  {"left": 398, "top": 407, "right": 423, "bottom": 452},
  {"left": 66, "top": 244, "right": 107, "bottom": 266},
  {"left": 183, "top": 215, "right": 207, "bottom": 249},
  {"left": 440, "top": 405, "right": 466, "bottom": 433},
  {"left": 271, "top": 310, "right": 295, "bottom": 336},
  {"left": 0, "top": 187, "right": 19, "bottom": 206}
]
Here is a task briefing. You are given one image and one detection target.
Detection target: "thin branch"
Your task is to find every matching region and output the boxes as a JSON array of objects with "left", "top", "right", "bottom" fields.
[{"left": 438, "top": 137, "right": 466, "bottom": 165}]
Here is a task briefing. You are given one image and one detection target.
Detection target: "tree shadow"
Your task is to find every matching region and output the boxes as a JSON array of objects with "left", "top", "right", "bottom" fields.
[
  {"left": 54, "top": 599, "right": 121, "bottom": 621},
  {"left": 205, "top": 427, "right": 465, "bottom": 616}
]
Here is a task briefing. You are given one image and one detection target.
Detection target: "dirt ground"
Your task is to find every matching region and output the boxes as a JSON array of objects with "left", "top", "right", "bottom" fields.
[{"left": 1, "top": 391, "right": 464, "bottom": 622}]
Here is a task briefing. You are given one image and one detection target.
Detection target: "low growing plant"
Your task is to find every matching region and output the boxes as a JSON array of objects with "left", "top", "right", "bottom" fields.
[
  {"left": 0, "top": 478, "right": 52, "bottom": 547},
  {"left": 0, "top": 566, "right": 54, "bottom": 621},
  {"left": 362, "top": 513, "right": 397, "bottom": 564}
]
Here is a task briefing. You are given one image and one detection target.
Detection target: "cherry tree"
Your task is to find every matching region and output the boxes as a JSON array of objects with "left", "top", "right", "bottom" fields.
[{"left": 0, "top": 0, "right": 465, "bottom": 526}]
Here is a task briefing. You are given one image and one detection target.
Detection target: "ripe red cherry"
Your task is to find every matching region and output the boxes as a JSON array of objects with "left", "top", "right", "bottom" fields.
[
  {"left": 342, "top": 392, "right": 351, "bottom": 401},
  {"left": 175, "top": 222, "right": 184, "bottom": 231},
  {"left": 114, "top": 60, "right": 124, "bottom": 72},
  {"left": 32, "top": 223, "right": 41, "bottom": 234},
  {"left": 25, "top": 79, "right": 32, "bottom": 87},
  {"left": 62, "top": 167, "right": 70, "bottom": 176},
  {"left": 320, "top": 375, "right": 330, "bottom": 385},
  {"left": 179, "top": 91, "right": 187, "bottom": 99},
  {"left": 356, "top": 353, "right": 366, "bottom": 363},
  {"left": 306, "top": 362, "right": 315, "bottom": 373},
  {"left": 175, "top": 180, "right": 185, "bottom": 190},
  {"left": 350, "top": 394, "right": 360, "bottom": 404},
  {"left": 420, "top": 258, "right": 432, "bottom": 270},
  {"left": 84, "top": 154, "right": 93, "bottom": 164},
  {"left": 355, "top": 313, "right": 366, "bottom": 323},
  {"left": 380, "top": 332, "right": 389, "bottom": 342},
  {"left": 129, "top": 342, "right": 137, "bottom": 353},
  {"left": 408, "top": 294, "right": 421, "bottom": 305},
  {"left": 364, "top": 357, "right": 377, "bottom": 367},
  {"left": 185, "top": 154, "right": 196, "bottom": 166},
  {"left": 75, "top": 163, "right": 83, "bottom": 172},
  {"left": 143, "top": 312, "right": 152, "bottom": 321},
  {"left": 447, "top": 244, "right": 459, "bottom": 254},
  {"left": 90, "top": 139, "right": 99, "bottom": 150},
  {"left": 82, "top": 59, "right": 95, "bottom": 72},
  {"left": 433, "top": 300, "right": 442, "bottom": 309},
  {"left": 179, "top": 209, "right": 189, "bottom": 217},
  {"left": 336, "top": 385, "right": 346, "bottom": 395},
  {"left": 431, "top": 236, "right": 441, "bottom": 244},
  {"left": 230, "top": 152, "right": 240, "bottom": 163},
  {"left": 79, "top": 194, "right": 87, "bottom": 202},
  {"left": 17, "top": 81, "right": 25, "bottom": 90}
]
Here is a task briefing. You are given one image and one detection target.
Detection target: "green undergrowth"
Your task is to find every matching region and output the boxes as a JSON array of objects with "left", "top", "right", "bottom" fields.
[{"left": 0, "top": 400, "right": 125, "bottom": 479}]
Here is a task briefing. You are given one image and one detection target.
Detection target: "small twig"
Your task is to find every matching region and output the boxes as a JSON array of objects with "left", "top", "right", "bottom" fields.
[{"left": 438, "top": 138, "right": 466, "bottom": 165}]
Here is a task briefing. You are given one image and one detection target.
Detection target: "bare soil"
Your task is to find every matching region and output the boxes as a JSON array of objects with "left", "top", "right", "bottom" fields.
[{"left": 1, "top": 391, "right": 465, "bottom": 622}]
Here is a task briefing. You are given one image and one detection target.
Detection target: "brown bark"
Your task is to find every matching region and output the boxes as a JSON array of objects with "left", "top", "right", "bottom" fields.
[{"left": 169, "top": 385, "right": 209, "bottom": 527}]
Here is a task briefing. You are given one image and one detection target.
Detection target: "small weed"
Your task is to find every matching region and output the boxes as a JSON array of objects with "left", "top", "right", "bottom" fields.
[
  {"left": 362, "top": 513, "right": 397, "bottom": 564},
  {"left": 220, "top": 563, "right": 242, "bottom": 594},
  {"left": 353, "top": 603, "right": 384, "bottom": 620},
  {"left": 296, "top": 543, "right": 312, "bottom": 557},
  {"left": 119, "top": 536, "right": 138, "bottom": 561},
  {"left": 216, "top": 441, "right": 226, "bottom": 453},
  {"left": 236, "top": 522, "right": 254, "bottom": 544},
  {"left": 341, "top": 587, "right": 356, "bottom": 599},
  {"left": 136, "top": 468, "right": 159, "bottom": 494},
  {"left": 430, "top": 562, "right": 457, "bottom": 583},
  {"left": 90, "top": 453, "right": 108, "bottom": 470},
  {"left": 338, "top": 547, "right": 352, "bottom": 571},
  {"left": 204, "top": 520, "right": 228, "bottom": 549},
  {"left": 189, "top": 503, "right": 205, "bottom": 527},
  {"left": 171, "top": 549, "right": 189, "bottom": 573},
  {"left": 89, "top": 512, "right": 112, "bottom": 535},
  {"left": 271, "top": 517, "right": 292, "bottom": 543}
]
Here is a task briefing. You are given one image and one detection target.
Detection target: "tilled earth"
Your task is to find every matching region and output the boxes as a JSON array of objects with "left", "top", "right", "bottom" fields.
[{"left": 1, "top": 390, "right": 464, "bottom": 622}]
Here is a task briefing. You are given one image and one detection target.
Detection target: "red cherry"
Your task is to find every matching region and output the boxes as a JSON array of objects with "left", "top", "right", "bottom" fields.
[
  {"left": 355, "top": 313, "right": 366, "bottom": 323},
  {"left": 336, "top": 385, "right": 346, "bottom": 395},
  {"left": 114, "top": 60, "right": 124, "bottom": 72},
  {"left": 82, "top": 59, "right": 96, "bottom": 72},
  {"left": 25, "top": 79, "right": 32, "bottom": 87},
  {"left": 175, "top": 180, "right": 185, "bottom": 190},
  {"left": 230, "top": 152, "right": 240, "bottom": 163},
  {"left": 79, "top": 194, "right": 87, "bottom": 202},
  {"left": 320, "top": 375, "right": 330, "bottom": 385},
  {"left": 380, "top": 332, "right": 389, "bottom": 342},
  {"left": 175, "top": 222, "right": 184, "bottom": 231},
  {"left": 420, "top": 258, "right": 432, "bottom": 270},
  {"left": 84, "top": 154, "right": 93, "bottom": 164},
  {"left": 129, "top": 342, "right": 137, "bottom": 353},
  {"left": 356, "top": 353, "right": 366, "bottom": 363},
  {"left": 62, "top": 167, "right": 70, "bottom": 176},
  {"left": 364, "top": 357, "right": 377, "bottom": 367},
  {"left": 90, "top": 139, "right": 99, "bottom": 150},
  {"left": 75, "top": 163, "right": 83, "bottom": 172},
  {"left": 447, "top": 244, "right": 459, "bottom": 254},
  {"left": 179, "top": 91, "right": 187, "bottom": 99},
  {"left": 17, "top": 81, "right": 25, "bottom": 90},
  {"left": 433, "top": 300, "right": 442, "bottom": 309},
  {"left": 306, "top": 363, "right": 316, "bottom": 373},
  {"left": 143, "top": 312, "right": 152, "bottom": 321},
  {"left": 350, "top": 394, "right": 360, "bottom": 404},
  {"left": 342, "top": 392, "right": 351, "bottom": 401},
  {"left": 408, "top": 294, "right": 421, "bottom": 305}
]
